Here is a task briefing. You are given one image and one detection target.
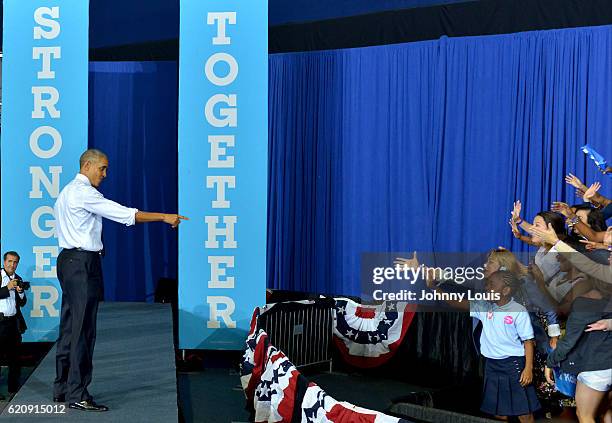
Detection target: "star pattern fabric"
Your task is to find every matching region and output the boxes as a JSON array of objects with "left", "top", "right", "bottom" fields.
[
  {"left": 333, "top": 298, "right": 415, "bottom": 368},
  {"left": 242, "top": 305, "right": 412, "bottom": 423}
]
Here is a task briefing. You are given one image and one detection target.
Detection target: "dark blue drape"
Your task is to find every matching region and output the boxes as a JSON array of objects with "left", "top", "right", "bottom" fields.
[
  {"left": 268, "top": 25, "right": 612, "bottom": 296},
  {"left": 88, "top": 61, "right": 178, "bottom": 301}
]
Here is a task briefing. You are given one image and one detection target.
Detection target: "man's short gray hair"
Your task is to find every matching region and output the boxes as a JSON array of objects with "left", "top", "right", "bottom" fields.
[{"left": 79, "top": 149, "right": 107, "bottom": 168}]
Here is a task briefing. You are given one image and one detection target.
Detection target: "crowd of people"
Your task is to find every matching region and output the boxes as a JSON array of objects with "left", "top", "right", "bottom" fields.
[
  {"left": 398, "top": 172, "right": 612, "bottom": 423},
  {"left": 511, "top": 173, "right": 612, "bottom": 423}
]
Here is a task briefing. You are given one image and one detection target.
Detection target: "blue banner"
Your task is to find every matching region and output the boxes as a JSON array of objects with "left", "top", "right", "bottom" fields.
[
  {"left": 1, "top": 1, "right": 89, "bottom": 341},
  {"left": 178, "top": 0, "right": 268, "bottom": 349}
]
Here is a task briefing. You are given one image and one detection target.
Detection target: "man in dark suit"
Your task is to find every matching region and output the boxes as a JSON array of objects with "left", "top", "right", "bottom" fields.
[{"left": 0, "top": 251, "right": 27, "bottom": 398}]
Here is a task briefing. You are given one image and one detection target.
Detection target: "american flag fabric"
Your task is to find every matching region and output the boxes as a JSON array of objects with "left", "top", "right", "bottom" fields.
[
  {"left": 241, "top": 307, "right": 411, "bottom": 423},
  {"left": 333, "top": 298, "right": 415, "bottom": 368},
  {"left": 300, "top": 383, "right": 411, "bottom": 423},
  {"left": 241, "top": 307, "right": 271, "bottom": 405}
]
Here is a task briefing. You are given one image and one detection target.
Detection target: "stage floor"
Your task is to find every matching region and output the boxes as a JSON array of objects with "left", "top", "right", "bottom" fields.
[{"left": 0, "top": 302, "right": 177, "bottom": 422}]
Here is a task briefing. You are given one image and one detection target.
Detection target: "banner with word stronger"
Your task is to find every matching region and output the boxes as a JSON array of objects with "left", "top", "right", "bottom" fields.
[
  {"left": 178, "top": 1, "right": 267, "bottom": 349},
  {"left": 1, "top": 1, "right": 89, "bottom": 341}
]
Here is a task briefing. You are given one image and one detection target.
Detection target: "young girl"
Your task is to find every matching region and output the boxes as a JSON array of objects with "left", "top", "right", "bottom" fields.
[{"left": 425, "top": 269, "right": 541, "bottom": 422}]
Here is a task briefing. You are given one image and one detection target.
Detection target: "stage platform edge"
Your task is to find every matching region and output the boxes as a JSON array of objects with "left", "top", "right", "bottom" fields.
[{"left": 0, "top": 302, "right": 177, "bottom": 422}]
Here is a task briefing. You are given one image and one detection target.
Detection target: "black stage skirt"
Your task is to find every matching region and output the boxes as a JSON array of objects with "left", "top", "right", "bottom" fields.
[{"left": 481, "top": 356, "right": 541, "bottom": 417}]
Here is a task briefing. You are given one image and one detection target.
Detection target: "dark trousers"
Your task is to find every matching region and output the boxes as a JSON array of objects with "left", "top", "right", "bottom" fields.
[
  {"left": 53, "top": 249, "right": 103, "bottom": 402},
  {"left": 0, "top": 316, "right": 21, "bottom": 393}
]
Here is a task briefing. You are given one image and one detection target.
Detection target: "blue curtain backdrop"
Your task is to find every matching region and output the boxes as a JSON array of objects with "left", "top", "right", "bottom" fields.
[
  {"left": 268, "top": 25, "right": 612, "bottom": 296},
  {"left": 88, "top": 61, "right": 178, "bottom": 301}
]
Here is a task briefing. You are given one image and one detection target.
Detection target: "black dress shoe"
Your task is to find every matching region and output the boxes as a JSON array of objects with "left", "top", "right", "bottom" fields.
[
  {"left": 68, "top": 400, "right": 108, "bottom": 412},
  {"left": 53, "top": 394, "right": 65, "bottom": 402}
]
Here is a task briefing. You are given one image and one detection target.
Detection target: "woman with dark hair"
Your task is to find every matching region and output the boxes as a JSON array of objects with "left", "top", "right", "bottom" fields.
[
  {"left": 511, "top": 202, "right": 569, "bottom": 286},
  {"left": 552, "top": 201, "right": 610, "bottom": 251}
]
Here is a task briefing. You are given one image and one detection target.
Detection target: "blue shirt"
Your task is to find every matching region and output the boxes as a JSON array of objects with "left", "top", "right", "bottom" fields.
[{"left": 470, "top": 299, "right": 534, "bottom": 359}]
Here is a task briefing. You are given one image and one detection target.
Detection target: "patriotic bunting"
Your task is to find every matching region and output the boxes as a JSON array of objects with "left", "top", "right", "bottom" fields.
[
  {"left": 333, "top": 298, "right": 415, "bottom": 368},
  {"left": 240, "top": 308, "right": 412, "bottom": 423}
]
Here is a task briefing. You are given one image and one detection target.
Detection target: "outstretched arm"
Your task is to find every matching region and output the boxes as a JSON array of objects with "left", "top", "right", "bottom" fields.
[
  {"left": 551, "top": 201, "right": 605, "bottom": 242},
  {"left": 135, "top": 212, "right": 189, "bottom": 228},
  {"left": 394, "top": 254, "right": 469, "bottom": 310},
  {"left": 566, "top": 174, "right": 611, "bottom": 208},
  {"left": 528, "top": 224, "right": 612, "bottom": 283}
]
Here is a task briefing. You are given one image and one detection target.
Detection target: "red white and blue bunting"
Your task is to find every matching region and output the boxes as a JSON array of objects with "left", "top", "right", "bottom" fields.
[
  {"left": 333, "top": 298, "right": 415, "bottom": 368},
  {"left": 241, "top": 308, "right": 411, "bottom": 423}
]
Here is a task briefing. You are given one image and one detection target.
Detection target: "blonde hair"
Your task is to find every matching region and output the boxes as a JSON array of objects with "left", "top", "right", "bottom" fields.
[{"left": 487, "top": 249, "right": 528, "bottom": 277}]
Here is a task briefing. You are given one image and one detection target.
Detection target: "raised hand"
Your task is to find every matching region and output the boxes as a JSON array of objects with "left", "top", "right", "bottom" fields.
[
  {"left": 565, "top": 173, "right": 587, "bottom": 190},
  {"left": 551, "top": 202, "right": 574, "bottom": 218},
  {"left": 511, "top": 200, "right": 522, "bottom": 223},
  {"left": 394, "top": 251, "right": 419, "bottom": 270},
  {"left": 527, "top": 223, "right": 559, "bottom": 245},
  {"left": 583, "top": 181, "right": 601, "bottom": 202}
]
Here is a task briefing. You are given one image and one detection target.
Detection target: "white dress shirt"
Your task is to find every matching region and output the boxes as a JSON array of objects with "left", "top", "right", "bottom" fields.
[
  {"left": 54, "top": 174, "right": 138, "bottom": 251},
  {"left": 0, "top": 269, "right": 24, "bottom": 317}
]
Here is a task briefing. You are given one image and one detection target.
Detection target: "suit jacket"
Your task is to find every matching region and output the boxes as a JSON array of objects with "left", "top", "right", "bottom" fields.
[
  {"left": 547, "top": 297, "right": 612, "bottom": 374},
  {"left": 0, "top": 271, "right": 28, "bottom": 334}
]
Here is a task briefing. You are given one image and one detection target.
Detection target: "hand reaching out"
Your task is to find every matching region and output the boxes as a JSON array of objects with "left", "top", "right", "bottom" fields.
[
  {"left": 394, "top": 251, "right": 419, "bottom": 270},
  {"left": 510, "top": 200, "right": 523, "bottom": 223},
  {"left": 551, "top": 202, "right": 574, "bottom": 218},
  {"left": 583, "top": 182, "right": 601, "bottom": 202},
  {"left": 527, "top": 223, "right": 559, "bottom": 245},
  {"left": 163, "top": 214, "right": 189, "bottom": 228},
  {"left": 565, "top": 173, "right": 587, "bottom": 191}
]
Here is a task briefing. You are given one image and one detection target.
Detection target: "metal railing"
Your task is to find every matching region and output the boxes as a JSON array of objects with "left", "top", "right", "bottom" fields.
[{"left": 258, "top": 299, "right": 334, "bottom": 372}]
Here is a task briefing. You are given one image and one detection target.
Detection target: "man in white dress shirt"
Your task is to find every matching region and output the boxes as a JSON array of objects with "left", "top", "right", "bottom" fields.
[
  {"left": 53, "top": 149, "right": 187, "bottom": 412},
  {"left": 0, "top": 251, "right": 26, "bottom": 398}
]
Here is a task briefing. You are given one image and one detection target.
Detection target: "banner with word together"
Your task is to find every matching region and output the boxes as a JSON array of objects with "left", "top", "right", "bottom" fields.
[
  {"left": 1, "top": 1, "right": 89, "bottom": 341},
  {"left": 178, "top": 1, "right": 267, "bottom": 349}
]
